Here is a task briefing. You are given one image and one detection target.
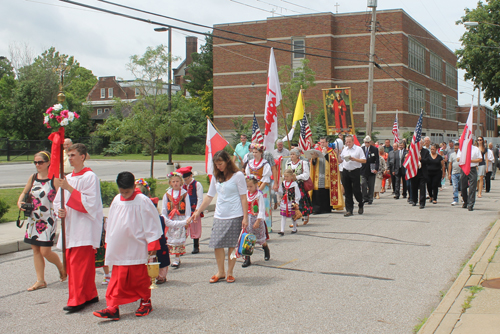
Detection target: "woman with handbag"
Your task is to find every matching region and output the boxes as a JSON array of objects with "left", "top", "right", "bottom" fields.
[
  {"left": 245, "top": 143, "right": 272, "bottom": 233},
  {"left": 286, "top": 148, "right": 313, "bottom": 224},
  {"left": 17, "top": 151, "right": 66, "bottom": 291}
]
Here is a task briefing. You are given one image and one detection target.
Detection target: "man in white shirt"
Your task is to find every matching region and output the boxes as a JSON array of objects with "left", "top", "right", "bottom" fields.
[
  {"left": 339, "top": 135, "right": 366, "bottom": 217},
  {"left": 457, "top": 145, "right": 483, "bottom": 211},
  {"left": 273, "top": 139, "right": 290, "bottom": 158}
]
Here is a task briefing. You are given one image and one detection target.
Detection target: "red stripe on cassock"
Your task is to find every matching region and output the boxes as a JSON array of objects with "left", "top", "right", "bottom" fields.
[{"left": 66, "top": 189, "right": 88, "bottom": 213}]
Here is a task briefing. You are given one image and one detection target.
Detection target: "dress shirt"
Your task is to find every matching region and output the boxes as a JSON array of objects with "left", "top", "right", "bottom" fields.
[{"left": 341, "top": 145, "right": 365, "bottom": 170}]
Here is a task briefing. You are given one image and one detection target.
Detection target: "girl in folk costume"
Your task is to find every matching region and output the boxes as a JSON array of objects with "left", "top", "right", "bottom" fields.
[
  {"left": 161, "top": 172, "right": 191, "bottom": 268},
  {"left": 278, "top": 169, "right": 302, "bottom": 235},
  {"left": 243, "top": 176, "right": 270, "bottom": 268},
  {"left": 93, "top": 172, "right": 190, "bottom": 320},
  {"left": 286, "top": 148, "right": 313, "bottom": 223},
  {"left": 137, "top": 178, "right": 169, "bottom": 285},
  {"left": 177, "top": 166, "right": 203, "bottom": 254},
  {"left": 245, "top": 143, "right": 273, "bottom": 232}
]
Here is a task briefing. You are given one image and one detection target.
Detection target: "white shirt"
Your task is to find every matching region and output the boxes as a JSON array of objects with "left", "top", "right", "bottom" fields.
[
  {"left": 457, "top": 146, "right": 482, "bottom": 167},
  {"left": 286, "top": 160, "right": 310, "bottom": 181},
  {"left": 487, "top": 149, "right": 495, "bottom": 172},
  {"left": 247, "top": 190, "right": 266, "bottom": 220},
  {"left": 161, "top": 188, "right": 191, "bottom": 245},
  {"left": 207, "top": 171, "right": 247, "bottom": 219},
  {"left": 245, "top": 158, "right": 272, "bottom": 183},
  {"left": 273, "top": 148, "right": 290, "bottom": 158},
  {"left": 54, "top": 169, "right": 104, "bottom": 249},
  {"left": 340, "top": 145, "right": 365, "bottom": 170},
  {"left": 105, "top": 193, "right": 162, "bottom": 266}
]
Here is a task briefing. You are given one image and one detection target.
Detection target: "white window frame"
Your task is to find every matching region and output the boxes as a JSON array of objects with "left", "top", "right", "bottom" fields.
[
  {"left": 408, "top": 82, "right": 426, "bottom": 114},
  {"left": 108, "top": 88, "right": 113, "bottom": 98},
  {"left": 408, "top": 38, "right": 426, "bottom": 74},
  {"left": 446, "top": 96, "right": 457, "bottom": 121},
  {"left": 135, "top": 88, "right": 140, "bottom": 97},
  {"left": 430, "top": 53, "right": 442, "bottom": 82},
  {"left": 430, "top": 90, "right": 442, "bottom": 118},
  {"left": 104, "top": 108, "right": 109, "bottom": 113},
  {"left": 97, "top": 108, "right": 103, "bottom": 115},
  {"left": 100, "top": 88, "right": 105, "bottom": 99}
]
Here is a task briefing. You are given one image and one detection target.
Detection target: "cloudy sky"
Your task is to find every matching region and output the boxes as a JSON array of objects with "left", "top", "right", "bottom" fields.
[{"left": 0, "top": 0, "right": 484, "bottom": 104}]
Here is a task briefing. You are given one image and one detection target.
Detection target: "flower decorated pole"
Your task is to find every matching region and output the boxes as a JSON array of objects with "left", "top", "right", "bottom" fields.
[{"left": 44, "top": 88, "right": 80, "bottom": 270}]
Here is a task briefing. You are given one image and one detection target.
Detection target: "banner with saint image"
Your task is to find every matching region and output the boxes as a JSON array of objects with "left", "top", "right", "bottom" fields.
[{"left": 322, "top": 87, "right": 355, "bottom": 136}]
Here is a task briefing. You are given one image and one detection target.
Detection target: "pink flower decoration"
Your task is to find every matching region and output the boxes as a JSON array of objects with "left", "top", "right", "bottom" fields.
[
  {"left": 61, "top": 110, "right": 69, "bottom": 117},
  {"left": 49, "top": 114, "right": 55, "bottom": 119},
  {"left": 74, "top": 112, "right": 80, "bottom": 119},
  {"left": 47, "top": 125, "right": 51, "bottom": 129},
  {"left": 47, "top": 189, "right": 56, "bottom": 202},
  {"left": 56, "top": 116, "right": 62, "bottom": 123},
  {"left": 46, "top": 107, "right": 54, "bottom": 114}
]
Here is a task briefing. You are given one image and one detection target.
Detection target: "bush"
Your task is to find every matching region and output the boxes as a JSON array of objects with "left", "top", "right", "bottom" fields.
[
  {"left": 144, "top": 177, "right": 157, "bottom": 197},
  {"left": 100, "top": 181, "right": 119, "bottom": 208},
  {"left": 103, "top": 141, "right": 126, "bottom": 156},
  {"left": 0, "top": 198, "right": 10, "bottom": 220}
]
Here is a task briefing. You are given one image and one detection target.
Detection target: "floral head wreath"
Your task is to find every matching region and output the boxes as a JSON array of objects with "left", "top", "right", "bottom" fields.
[
  {"left": 167, "top": 172, "right": 183, "bottom": 179},
  {"left": 245, "top": 174, "right": 260, "bottom": 182},
  {"left": 250, "top": 143, "right": 265, "bottom": 152},
  {"left": 135, "top": 178, "right": 150, "bottom": 191}
]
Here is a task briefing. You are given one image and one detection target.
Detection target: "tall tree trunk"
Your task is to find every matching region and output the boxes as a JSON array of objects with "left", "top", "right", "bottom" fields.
[{"left": 150, "top": 134, "right": 155, "bottom": 178}]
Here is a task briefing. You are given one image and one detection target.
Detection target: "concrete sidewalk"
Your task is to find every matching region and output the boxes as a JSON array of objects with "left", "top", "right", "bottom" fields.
[{"left": 419, "top": 213, "right": 500, "bottom": 333}]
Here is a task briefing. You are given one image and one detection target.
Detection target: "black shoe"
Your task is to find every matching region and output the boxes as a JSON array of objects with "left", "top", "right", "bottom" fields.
[
  {"left": 291, "top": 230, "right": 298, "bottom": 234},
  {"left": 367, "top": 201, "right": 373, "bottom": 205},
  {"left": 403, "top": 195, "right": 407, "bottom": 199},
  {"left": 242, "top": 256, "right": 251, "bottom": 268},
  {"left": 462, "top": 203, "right": 467, "bottom": 208},
  {"left": 419, "top": 204, "right": 425, "bottom": 209},
  {"left": 358, "top": 206, "right": 364, "bottom": 214},
  {"left": 192, "top": 239, "right": 199, "bottom": 254},
  {"left": 85, "top": 296, "right": 99, "bottom": 305},
  {"left": 93, "top": 307, "right": 120, "bottom": 320},
  {"left": 63, "top": 304, "right": 85, "bottom": 313},
  {"left": 278, "top": 232, "right": 284, "bottom": 236},
  {"left": 412, "top": 203, "right": 416, "bottom": 206},
  {"left": 192, "top": 248, "right": 199, "bottom": 254},
  {"left": 394, "top": 196, "right": 399, "bottom": 199},
  {"left": 468, "top": 206, "right": 474, "bottom": 211},
  {"left": 408, "top": 200, "right": 413, "bottom": 204},
  {"left": 263, "top": 245, "right": 270, "bottom": 261},
  {"left": 344, "top": 212, "right": 353, "bottom": 217}
]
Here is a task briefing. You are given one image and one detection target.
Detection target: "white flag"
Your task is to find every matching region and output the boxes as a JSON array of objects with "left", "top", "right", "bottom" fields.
[{"left": 263, "top": 48, "right": 282, "bottom": 151}]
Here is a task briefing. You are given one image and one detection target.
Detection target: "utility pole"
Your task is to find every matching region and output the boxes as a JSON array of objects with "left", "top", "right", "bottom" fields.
[
  {"left": 366, "top": 0, "right": 377, "bottom": 137},
  {"left": 476, "top": 84, "right": 481, "bottom": 138}
]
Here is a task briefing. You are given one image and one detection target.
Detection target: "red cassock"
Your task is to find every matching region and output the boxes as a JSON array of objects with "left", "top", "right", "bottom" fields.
[{"left": 333, "top": 98, "right": 347, "bottom": 132}]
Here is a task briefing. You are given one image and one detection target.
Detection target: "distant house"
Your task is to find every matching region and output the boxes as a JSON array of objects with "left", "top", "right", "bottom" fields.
[
  {"left": 173, "top": 36, "right": 198, "bottom": 94},
  {"left": 84, "top": 76, "right": 181, "bottom": 122}
]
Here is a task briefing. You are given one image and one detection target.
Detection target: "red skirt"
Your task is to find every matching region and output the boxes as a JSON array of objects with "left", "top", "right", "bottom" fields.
[{"left": 106, "top": 264, "right": 151, "bottom": 307}]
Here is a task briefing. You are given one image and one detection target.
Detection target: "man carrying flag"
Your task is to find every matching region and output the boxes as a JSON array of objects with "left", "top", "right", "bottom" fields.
[
  {"left": 457, "top": 104, "right": 483, "bottom": 211},
  {"left": 403, "top": 111, "right": 430, "bottom": 208}
]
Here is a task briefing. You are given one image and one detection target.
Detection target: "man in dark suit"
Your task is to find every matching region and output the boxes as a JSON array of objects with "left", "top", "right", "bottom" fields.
[
  {"left": 389, "top": 142, "right": 408, "bottom": 199},
  {"left": 387, "top": 143, "right": 399, "bottom": 196},
  {"left": 361, "top": 136, "right": 379, "bottom": 204},
  {"left": 410, "top": 140, "right": 430, "bottom": 208}
]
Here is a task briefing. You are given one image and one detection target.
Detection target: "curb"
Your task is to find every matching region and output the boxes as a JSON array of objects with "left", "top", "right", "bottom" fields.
[
  {"left": 418, "top": 218, "right": 500, "bottom": 334},
  {"left": 0, "top": 203, "right": 216, "bottom": 256}
]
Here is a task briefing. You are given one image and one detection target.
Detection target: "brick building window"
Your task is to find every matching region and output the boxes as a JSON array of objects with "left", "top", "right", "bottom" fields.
[
  {"left": 430, "top": 53, "right": 442, "bottom": 82},
  {"left": 445, "top": 63, "right": 457, "bottom": 89},
  {"left": 409, "top": 82, "right": 425, "bottom": 114},
  {"left": 108, "top": 88, "right": 113, "bottom": 98},
  {"left": 100, "top": 88, "right": 105, "bottom": 99},
  {"left": 408, "top": 38, "right": 426, "bottom": 74},
  {"left": 97, "top": 109, "right": 102, "bottom": 115},
  {"left": 486, "top": 107, "right": 495, "bottom": 132},
  {"left": 446, "top": 96, "right": 456, "bottom": 121},
  {"left": 293, "top": 39, "right": 305, "bottom": 59},
  {"left": 430, "top": 90, "right": 442, "bottom": 118}
]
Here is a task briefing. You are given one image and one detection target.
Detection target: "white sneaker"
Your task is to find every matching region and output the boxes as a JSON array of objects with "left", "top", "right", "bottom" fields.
[
  {"left": 102, "top": 276, "right": 110, "bottom": 285},
  {"left": 451, "top": 201, "right": 458, "bottom": 206}
]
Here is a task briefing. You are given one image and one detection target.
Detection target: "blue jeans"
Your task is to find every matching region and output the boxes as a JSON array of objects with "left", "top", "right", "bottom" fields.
[{"left": 451, "top": 173, "right": 460, "bottom": 203}]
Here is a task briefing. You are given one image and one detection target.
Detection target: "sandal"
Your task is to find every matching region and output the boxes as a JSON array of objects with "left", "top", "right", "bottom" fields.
[
  {"left": 432, "top": 200, "right": 437, "bottom": 204},
  {"left": 59, "top": 268, "right": 67, "bottom": 282},
  {"left": 209, "top": 275, "right": 225, "bottom": 283},
  {"left": 27, "top": 281, "right": 47, "bottom": 291},
  {"left": 156, "top": 277, "right": 167, "bottom": 285},
  {"left": 226, "top": 275, "right": 235, "bottom": 283}
]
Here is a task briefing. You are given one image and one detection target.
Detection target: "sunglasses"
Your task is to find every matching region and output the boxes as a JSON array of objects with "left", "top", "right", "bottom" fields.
[{"left": 33, "top": 161, "right": 45, "bottom": 165}]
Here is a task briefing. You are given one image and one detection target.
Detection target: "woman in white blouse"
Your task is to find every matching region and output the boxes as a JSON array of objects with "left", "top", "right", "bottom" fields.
[
  {"left": 286, "top": 148, "right": 313, "bottom": 224},
  {"left": 194, "top": 150, "right": 248, "bottom": 284}
]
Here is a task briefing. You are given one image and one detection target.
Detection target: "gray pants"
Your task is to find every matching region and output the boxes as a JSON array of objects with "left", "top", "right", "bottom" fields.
[
  {"left": 460, "top": 167, "right": 477, "bottom": 208},
  {"left": 361, "top": 173, "right": 376, "bottom": 203}
]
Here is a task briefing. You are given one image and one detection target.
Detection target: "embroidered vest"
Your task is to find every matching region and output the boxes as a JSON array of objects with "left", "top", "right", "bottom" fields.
[
  {"left": 248, "top": 160, "right": 268, "bottom": 181},
  {"left": 282, "top": 182, "right": 296, "bottom": 202},
  {"left": 183, "top": 181, "right": 198, "bottom": 211},
  {"left": 166, "top": 191, "right": 186, "bottom": 216},
  {"left": 247, "top": 192, "right": 260, "bottom": 216}
]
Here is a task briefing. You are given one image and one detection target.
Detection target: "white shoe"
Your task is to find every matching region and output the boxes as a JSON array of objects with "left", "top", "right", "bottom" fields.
[
  {"left": 451, "top": 201, "right": 458, "bottom": 206},
  {"left": 102, "top": 276, "right": 110, "bottom": 285}
]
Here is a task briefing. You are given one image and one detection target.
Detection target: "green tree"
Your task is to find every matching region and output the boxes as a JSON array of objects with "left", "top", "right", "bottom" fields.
[
  {"left": 456, "top": 1, "right": 500, "bottom": 104},
  {"left": 184, "top": 34, "right": 213, "bottom": 118},
  {"left": 0, "top": 57, "right": 14, "bottom": 79}
]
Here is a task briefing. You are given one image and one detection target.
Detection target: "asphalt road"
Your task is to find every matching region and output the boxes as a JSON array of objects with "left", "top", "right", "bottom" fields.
[
  {"left": 1, "top": 180, "right": 499, "bottom": 333},
  {"left": 0, "top": 160, "right": 206, "bottom": 188}
]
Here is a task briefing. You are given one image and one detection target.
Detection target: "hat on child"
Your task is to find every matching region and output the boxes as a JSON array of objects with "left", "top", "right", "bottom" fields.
[{"left": 176, "top": 166, "right": 193, "bottom": 178}]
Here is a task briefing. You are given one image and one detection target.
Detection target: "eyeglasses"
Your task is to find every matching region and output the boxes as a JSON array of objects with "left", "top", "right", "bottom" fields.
[
  {"left": 33, "top": 161, "right": 45, "bottom": 165},
  {"left": 478, "top": 139, "right": 483, "bottom": 141}
]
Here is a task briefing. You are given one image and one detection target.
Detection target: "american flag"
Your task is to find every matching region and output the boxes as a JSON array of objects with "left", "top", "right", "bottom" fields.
[
  {"left": 403, "top": 110, "right": 423, "bottom": 180},
  {"left": 252, "top": 113, "right": 264, "bottom": 144},
  {"left": 298, "top": 113, "right": 312, "bottom": 152},
  {"left": 392, "top": 111, "right": 400, "bottom": 144}
]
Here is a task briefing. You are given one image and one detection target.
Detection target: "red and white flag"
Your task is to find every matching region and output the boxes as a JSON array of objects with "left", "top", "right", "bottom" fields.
[
  {"left": 263, "top": 48, "right": 282, "bottom": 151},
  {"left": 205, "top": 119, "right": 228, "bottom": 177},
  {"left": 392, "top": 110, "right": 400, "bottom": 144},
  {"left": 298, "top": 114, "right": 312, "bottom": 152},
  {"left": 403, "top": 110, "right": 423, "bottom": 180},
  {"left": 459, "top": 104, "right": 474, "bottom": 175}
]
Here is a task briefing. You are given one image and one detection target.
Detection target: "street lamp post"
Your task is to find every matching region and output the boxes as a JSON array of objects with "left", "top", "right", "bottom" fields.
[{"left": 154, "top": 26, "right": 174, "bottom": 168}]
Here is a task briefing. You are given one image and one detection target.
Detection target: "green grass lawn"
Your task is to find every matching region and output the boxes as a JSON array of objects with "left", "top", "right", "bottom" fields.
[
  {"left": 155, "top": 175, "right": 209, "bottom": 195},
  {"left": 0, "top": 188, "right": 23, "bottom": 223},
  {"left": 90, "top": 154, "right": 205, "bottom": 161}
]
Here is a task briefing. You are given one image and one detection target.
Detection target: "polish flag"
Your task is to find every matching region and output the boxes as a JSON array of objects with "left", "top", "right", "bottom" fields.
[
  {"left": 205, "top": 119, "right": 228, "bottom": 177},
  {"left": 459, "top": 104, "right": 474, "bottom": 175},
  {"left": 263, "top": 48, "right": 282, "bottom": 151}
]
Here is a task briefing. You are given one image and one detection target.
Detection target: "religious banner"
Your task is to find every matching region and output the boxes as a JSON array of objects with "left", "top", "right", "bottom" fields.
[{"left": 322, "top": 87, "right": 355, "bottom": 136}]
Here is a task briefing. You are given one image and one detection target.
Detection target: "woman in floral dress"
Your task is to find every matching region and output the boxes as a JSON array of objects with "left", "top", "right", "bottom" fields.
[
  {"left": 17, "top": 151, "right": 66, "bottom": 291},
  {"left": 286, "top": 148, "right": 313, "bottom": 223}
]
